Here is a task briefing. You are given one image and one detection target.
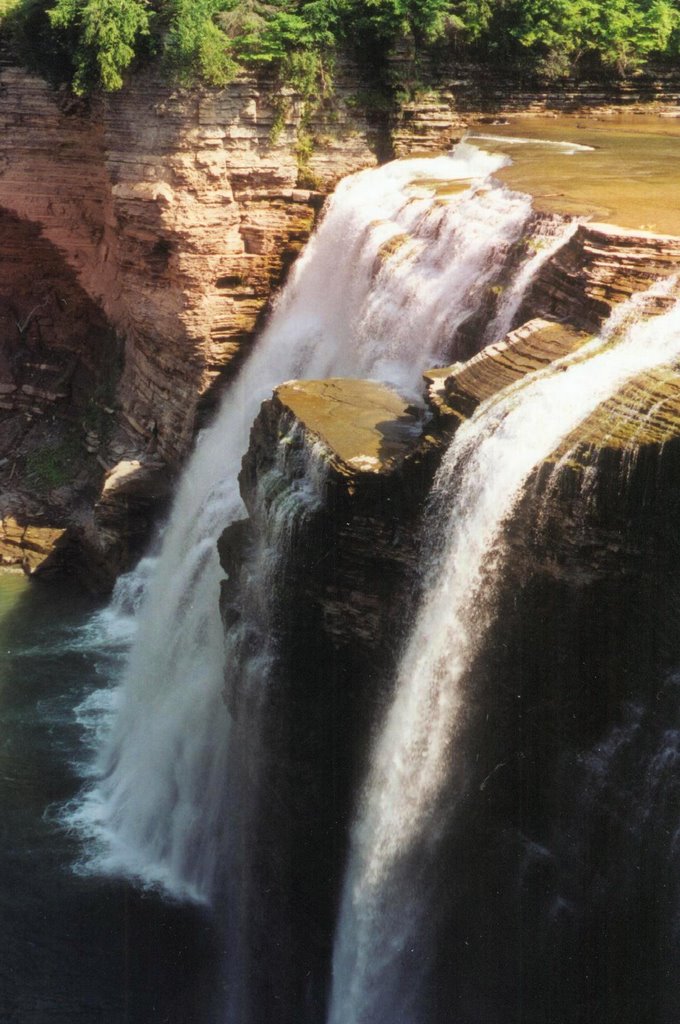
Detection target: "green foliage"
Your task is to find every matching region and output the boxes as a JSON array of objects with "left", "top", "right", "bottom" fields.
[
  {"left": 47, "top": 0, "right": 152, "bottom": 92},
  {"left": 0, "top": 0, "right": 22, "bottom": 16},
  {"left": 164, "top": 0, "right": 237, "bottom": 85},
  {"left": 2, "top": 0, "right": 680, "bottom": 94},
  {"left": 506, "top": 0, "right": 679, "bottom": 75}
]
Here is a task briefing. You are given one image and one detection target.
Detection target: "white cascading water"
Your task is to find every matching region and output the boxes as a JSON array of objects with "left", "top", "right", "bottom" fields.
[
  {"left": 328, "top": 279, "right": 680, "bottom": 1024},
  {"left": 68, "top": 143, "right": 542, "bottom": 900},
  {"left": 483, "top": 214, "right": 580, "bottom": 344}
]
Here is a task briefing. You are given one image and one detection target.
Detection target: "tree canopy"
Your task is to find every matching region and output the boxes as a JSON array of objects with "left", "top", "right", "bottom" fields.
[{"left": 1, "top": 0, "right": 679, "bottom": 94}]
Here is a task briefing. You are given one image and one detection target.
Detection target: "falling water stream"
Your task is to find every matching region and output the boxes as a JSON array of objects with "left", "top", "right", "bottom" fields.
[
  {"left": 327, "top": 282, "right": 680, "bottom": 1024},
  {"left": 32, "top": 134, "right": 679, "bottom": 1024},
  {"left": 68, "top": 144, "right": 537, "bottom": 898}
]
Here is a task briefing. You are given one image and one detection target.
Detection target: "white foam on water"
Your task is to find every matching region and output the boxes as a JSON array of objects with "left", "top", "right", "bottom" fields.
[{"left": 468, "top": 131, "right": 596, "bottom": 154}]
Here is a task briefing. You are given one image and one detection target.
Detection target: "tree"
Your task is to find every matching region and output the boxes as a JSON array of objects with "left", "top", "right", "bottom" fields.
[{"left": 48, "top": 0, "right": 152, "bottom": 92}]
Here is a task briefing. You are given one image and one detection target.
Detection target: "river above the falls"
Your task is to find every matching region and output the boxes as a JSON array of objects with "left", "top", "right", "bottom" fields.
[
  {"left": 0, "top": 572, "right": 220, "bottom": 1023},
  {"left": 467, "top": 113, "right": 680, "bottom": 234}
]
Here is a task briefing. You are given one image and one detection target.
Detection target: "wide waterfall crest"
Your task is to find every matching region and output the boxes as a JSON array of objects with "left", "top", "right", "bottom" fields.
[
  {"left": 328, "top": 279, "right": 680, "bottom": 1024},
  {"left": 68, "top": 145, "right": 542, "bottom": 901}
]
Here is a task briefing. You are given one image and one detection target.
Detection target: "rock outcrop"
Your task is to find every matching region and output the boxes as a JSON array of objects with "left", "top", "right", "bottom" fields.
[
  {"left": 0, "top": 516, "right": 68, "bottom": 574},
  {"left": 0, "top": 64, "right": 382, "bottom": 584},
  {"left": 0, "top": 66, "right": 379, "bottom": 465},
  {"left": 426, "top": 318, "right": 593, "bottom": 425},
  {"left": 520, "top": 223, "right": 680, "bottom": 330},
  {"left": 217, "top": 230, "right": 680, "bottom": 1024},
  {"left": 217, "top": 376, "right": 444, "bottom": 1024},
  {"left": 236, "top": 378, "right": 436, "bottom": 653}
]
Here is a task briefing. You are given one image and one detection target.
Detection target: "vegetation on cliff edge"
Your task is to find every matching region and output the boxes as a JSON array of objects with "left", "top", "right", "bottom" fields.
[{"left": 0, "top": 0, "right": 679, "bottom": 96}]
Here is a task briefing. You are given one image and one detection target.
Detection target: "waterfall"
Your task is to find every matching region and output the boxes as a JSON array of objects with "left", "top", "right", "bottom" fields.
[
  {"left": 69, "top": 144, "right": 541, "bottom": 901},
  {"left": 328, "top": 280, "right": 680, "bottom": 1024},
  {"left": 482, "top": 214, "right": 580, "bottom": 345}
]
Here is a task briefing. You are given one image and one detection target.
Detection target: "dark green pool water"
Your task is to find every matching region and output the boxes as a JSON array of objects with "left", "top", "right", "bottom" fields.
[{"left": 0, "top": 573, "right": 222, "bottom": 1023}]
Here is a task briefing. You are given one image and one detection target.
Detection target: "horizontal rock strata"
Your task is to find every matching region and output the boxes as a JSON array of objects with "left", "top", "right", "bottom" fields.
[
  {"left": 521, "top": 223, "right": 680, "bottom": 330},
  {"left": 425, "top": 318, "right": 592, "bottom": 424},
  {"left": 0, "top": 66, "right": 380, "bottom": 466},
  {"left": 0, "top": 65, "right": 383, "bottom": 584}
]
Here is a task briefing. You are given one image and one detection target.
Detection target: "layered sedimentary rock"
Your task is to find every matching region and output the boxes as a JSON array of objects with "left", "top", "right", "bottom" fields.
[
  {"left": 520, "top": 363, "right": 680, "bottom": 581},
  {"left": 0, "top": 205, "right": 120, "bottom": 574},
  {"left": 390, "top": 90, "right": 462, "bottom": 157},
  {"left": 0, "top": 65, "right": 378, "bottom": 465},
  {"left": 424, "top": 276, "right": 680, "bottom": 580},
  {"left": 0, "top": 64, "right": 382, "bottom": 582},
  {"left": 520, "top": 223, "right": 680, "bottom": 330},
  {"left": 426, "top": 318, "right": 593, "bottom": 425}
]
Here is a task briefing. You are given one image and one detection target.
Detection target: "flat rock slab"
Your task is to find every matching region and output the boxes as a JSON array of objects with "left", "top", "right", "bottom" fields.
[{"left": 275, "top": 379, "right": 423, "bottom": 475}]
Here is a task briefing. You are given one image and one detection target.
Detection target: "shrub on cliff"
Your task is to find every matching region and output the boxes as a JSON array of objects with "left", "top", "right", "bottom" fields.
[{"left": 48, "top": 0, "right": 153, "bottom": 91}]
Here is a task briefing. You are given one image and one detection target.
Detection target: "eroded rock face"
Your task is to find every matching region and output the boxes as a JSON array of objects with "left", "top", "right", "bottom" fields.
[
  {"left": 513, "top": 365, "right": 680, "bottom": 583},
  {"left": 238, "top": 378, "right": 437, "bottom": 652},
  {"left": 0, "top": 206, "right": 122, "bottom": 579},
  {"left": 0, "top": 66, "right": 381, "bottom": 466},
  {"left": 219, "top": 288, "right": 680, "bottom": 1023},
  {"left": 426, "top": 318, "right": 593, "bottom": 424},
  {"left": 521, "top": 223, "right": 680, "bottom": 330},
  {"left": 423, "top": 288, "right": 680, "bottom": 582},
  {"left": 82, "top": 458, "right": 175, "bottom": 589},
  {"left": 0, "top": 516, "right": 68, "bottom": 574},
  {"left": 0, "top": 64, "right": 384, "bottom": 584}
]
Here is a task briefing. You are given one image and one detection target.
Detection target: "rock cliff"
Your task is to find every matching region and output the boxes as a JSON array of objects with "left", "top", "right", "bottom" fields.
[
  {"left": 521, "top": 223, "right": 680, "bottom": 330},
  {"left": 0, "top": 63, "right": 381, "bottom": 582},
  {"left": 235, "top": 378, "right": 435, "bottom": 654},
  {"left": 217, "top": 377, "right": 443, "bottom": 1024},
  {"left": 220, "top": 264, "right": 680, "bottom": 1024},
  {"left": 3, "top": 54, "right": 680, "bottom": 584}
]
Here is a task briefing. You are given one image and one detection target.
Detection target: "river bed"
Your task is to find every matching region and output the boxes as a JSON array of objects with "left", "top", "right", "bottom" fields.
[{"left": 469, "top": 113, "right": 680, "bottom": 234}]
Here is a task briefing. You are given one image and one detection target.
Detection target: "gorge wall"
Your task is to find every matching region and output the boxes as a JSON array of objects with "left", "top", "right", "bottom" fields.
[
  {"left": 2, "top": 55, "right": 680, "bottom": 584},
  {"left": 0, "top": 61, "right": 381, "bottom": 581}
]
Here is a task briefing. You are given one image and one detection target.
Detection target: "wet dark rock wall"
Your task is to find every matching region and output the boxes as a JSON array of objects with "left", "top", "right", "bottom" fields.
[
  {"left": 420, "top": 428, "right": 680, "bottom": 1024},
  {"left": 218, "top": 385, "right": 439, "bottom": 1023},
  {"left": 221, "top": 318, "right": 680, "bottom": 1022}
]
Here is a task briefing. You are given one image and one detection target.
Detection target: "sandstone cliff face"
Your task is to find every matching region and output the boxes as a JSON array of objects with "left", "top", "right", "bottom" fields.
[
  {"left": 0, "top": 65, "right": 379, "bottom": 464},
  {"left": 0, "top": 64, "right": 384, "bottom": 581}
]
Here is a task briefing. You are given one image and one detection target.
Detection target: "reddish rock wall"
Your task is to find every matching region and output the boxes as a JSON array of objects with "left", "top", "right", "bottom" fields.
[{"left": 0, "top": 66, "right": 379, "bottom": 466}]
